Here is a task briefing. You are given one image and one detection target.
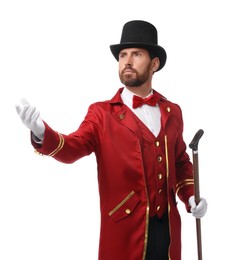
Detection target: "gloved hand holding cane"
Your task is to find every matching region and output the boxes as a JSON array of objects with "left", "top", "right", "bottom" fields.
[
  {"left": 15, "top": 98, "right": 45, "bottom": 141},
  {"left": 189, "top": 195, "right": 207, "bottom": 218}
]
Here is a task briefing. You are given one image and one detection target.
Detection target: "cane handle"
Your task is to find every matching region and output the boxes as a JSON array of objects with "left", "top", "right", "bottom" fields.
[{"left": 189, "top": 129, "right": 204, "bottom": 151}]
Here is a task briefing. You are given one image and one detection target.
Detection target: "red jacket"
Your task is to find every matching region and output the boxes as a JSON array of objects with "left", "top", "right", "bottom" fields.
[{"left": 33, "top": 88, "right": 194, "bottom": 260}]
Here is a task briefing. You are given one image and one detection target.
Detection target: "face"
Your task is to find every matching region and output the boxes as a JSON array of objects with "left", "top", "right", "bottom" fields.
[{"left": 118, "top": 48, "right": 159, "bottom": 88}]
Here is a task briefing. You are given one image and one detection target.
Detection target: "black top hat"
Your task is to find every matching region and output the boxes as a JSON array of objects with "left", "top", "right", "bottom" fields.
[{"left": 110, "top": 20, "right": 167, "bottom": 71}]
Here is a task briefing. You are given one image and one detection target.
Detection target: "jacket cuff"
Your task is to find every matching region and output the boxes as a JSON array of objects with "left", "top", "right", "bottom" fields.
[{"left": 31, "top": 122, "right": 63, "bottom": 156}]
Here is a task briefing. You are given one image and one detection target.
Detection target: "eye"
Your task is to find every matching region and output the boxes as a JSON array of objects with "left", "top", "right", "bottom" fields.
[
  {"left": 119, "top": 52, "right": 126, "bottom": 59},
  {"left": 134, "top": 52, "right": 141, "bottom": 57}
]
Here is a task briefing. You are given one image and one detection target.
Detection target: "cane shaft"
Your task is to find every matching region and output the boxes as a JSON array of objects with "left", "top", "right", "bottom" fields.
[
  {"left": 192, "top": 152, "right": 201, "bottom": 203},
  {"left": 196, "top": 218, "right": 203, "bottom": 260},
  {"left": 190, "top": 129, "right": 204, "bottom": 260},
  {"left": 192, "top": 151, "right": 203, "bottom": 260}
]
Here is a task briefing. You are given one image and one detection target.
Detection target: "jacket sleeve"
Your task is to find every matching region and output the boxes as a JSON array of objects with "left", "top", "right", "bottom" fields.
[
  {"left": 174, "top": 105, "right": 194, "bottom": 212},
  {"left": 32, "top": 104, "right": 100, "bottom": 164}
]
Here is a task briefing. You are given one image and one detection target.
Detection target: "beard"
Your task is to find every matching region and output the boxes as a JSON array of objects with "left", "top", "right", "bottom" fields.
[{"left": 119, "top": 63, "right": 151, "bottom": 87}]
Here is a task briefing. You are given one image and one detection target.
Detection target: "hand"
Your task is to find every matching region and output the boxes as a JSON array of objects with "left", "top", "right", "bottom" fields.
[
  {"left": 16, "top": 98, "right": 45, "bottom": 141},
  {"left": 188, "top": 195, "right": 207, "bottom": 218}
]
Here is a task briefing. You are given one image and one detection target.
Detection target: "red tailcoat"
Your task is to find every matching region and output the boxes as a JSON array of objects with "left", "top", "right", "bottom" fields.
[{"left": 32, "top": 88, "right": 194, "bottom": 260}]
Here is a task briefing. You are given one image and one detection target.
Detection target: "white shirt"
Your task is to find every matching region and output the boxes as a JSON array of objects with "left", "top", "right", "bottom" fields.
[{"left": 121, "top": 87, "right": 161, "bottom": 137}]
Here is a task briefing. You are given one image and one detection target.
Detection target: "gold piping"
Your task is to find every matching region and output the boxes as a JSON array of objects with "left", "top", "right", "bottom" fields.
[
  {"left": 176, "top": 178, "right": 194, "bottom": 188},
  {"left": 48, "top": 133, "right": 65, "bottom": 157},
  {"left": 176, "top": 181, "right": 194, "bottom": 194},
  {"left": 141, "top": 140, "right": 150, "bottom": 260},
  {"left": 165, "top": 135, "right": 172, "bottom": 260},
  {"left": 108, "top": 191, "right": 135, "bottom": 216},
  {"left": 142, "top": 205, "right": 150, "bottom": 260}
]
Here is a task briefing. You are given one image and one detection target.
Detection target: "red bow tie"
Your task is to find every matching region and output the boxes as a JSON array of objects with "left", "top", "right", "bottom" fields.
[{"left": 132, "top": 92, "right": 161, "bottom": 109}]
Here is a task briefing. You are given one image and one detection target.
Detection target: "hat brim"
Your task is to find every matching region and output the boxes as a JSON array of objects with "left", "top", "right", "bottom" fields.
[{"left": 110, "top": 42, "right": 167, "bottom": 71}]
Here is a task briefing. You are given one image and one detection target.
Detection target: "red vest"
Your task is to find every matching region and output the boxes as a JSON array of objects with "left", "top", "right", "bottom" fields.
[{"left": 134, "top": 115, "right": 167, "bottom": 218}]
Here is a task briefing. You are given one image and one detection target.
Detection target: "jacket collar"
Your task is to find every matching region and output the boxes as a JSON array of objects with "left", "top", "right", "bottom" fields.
[
  {"left": 109, "top": 87, "right": 172, "bottom": 134},
  {"left": 110, "top": 87, "right": 167, "bottom": 105},
  {"left": 109, "top": 87, "right": 125, "bottom": 105}
]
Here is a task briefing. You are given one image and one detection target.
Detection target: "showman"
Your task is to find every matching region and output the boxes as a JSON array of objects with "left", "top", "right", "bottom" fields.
[{"left": 16, "top": 20, "right": 208, "bottom": 260}]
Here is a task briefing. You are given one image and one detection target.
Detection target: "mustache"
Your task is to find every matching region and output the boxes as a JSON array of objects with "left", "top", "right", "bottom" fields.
[{"left": 122, "top": 65, "right": 137, "bottom": 74}]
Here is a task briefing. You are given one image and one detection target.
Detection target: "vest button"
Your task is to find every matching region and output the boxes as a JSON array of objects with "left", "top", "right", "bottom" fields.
[
  {"left": 156, "top": 205, "right": 161, "bottom": 211},
  {"left": 125, "top": 208, "right": 131, "bottom": 214},
  {"left": 155, "top": 141, "right": 160, "bottom": 147},
  {"left": 158, "top": 189, "right": 162, "bottom": 194},
  {"left": 157, "top": 156, "right": 162, "bottom": 162},
  {"left": 158, "top": 173, "right": 163, "bottom": 180}
]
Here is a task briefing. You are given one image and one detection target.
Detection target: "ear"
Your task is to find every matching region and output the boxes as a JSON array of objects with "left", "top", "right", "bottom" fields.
[{"left": 151, "top": 57, "right": 160, "bottom": 72}]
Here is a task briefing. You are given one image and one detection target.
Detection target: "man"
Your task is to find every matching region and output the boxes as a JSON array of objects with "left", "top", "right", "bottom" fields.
[{"left": 16, "top": 20, "right": 207, "bottom": 260}]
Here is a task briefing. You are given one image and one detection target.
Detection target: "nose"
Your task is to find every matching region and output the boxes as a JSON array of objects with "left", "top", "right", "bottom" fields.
[
  {"left": 125, "top": 58, "right": 133, "bottom": 67},
  {"left": 125, "top": 62, "right": 132, "bottom": 68},
  {"left": 124, "top": 53, "right": 133, "bottom": 67}
]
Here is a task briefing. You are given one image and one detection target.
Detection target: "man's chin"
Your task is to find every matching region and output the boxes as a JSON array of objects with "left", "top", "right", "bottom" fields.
[
  {"left": 125, "top": 85, "right": 141, "bottom": 88},
  {"left": 122, "top": 79, "right": 142, "bottom": 87}
]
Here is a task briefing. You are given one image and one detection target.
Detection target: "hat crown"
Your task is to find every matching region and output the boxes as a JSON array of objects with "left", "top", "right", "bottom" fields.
[
  {"left": 120, "top": 20, "right": 158, "bottom": 45},
  {"left": 110, "top": 20, "right": 167, "bottom": 71}
]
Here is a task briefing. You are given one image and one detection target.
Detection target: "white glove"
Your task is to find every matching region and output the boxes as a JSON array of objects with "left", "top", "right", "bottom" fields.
[
  {"left": 189, "top": 195, "right": 208, "bottom": 218},
  {"left": 15, "top": 98, "right": 45, "bottom": 141}
]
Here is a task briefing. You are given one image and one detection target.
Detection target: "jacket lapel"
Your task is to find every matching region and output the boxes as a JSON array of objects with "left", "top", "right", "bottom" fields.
[
  {"left": 112, "top": 104, "right": 141, "bottom": 136},
  {"left": 109, "top": 87, "right": 173, "bottom": 135},
  {"left": 160, "top": 102, "right": 172, "bottom": 131}
]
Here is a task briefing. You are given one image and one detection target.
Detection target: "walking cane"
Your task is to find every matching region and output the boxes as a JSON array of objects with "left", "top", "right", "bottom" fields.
[{"left": 189, "top": 129, "right": 204, "bottom": 260}]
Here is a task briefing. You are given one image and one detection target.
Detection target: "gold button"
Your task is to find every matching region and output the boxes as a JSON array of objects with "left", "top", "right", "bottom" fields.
[
  {"left": 34, "top": 150, "right": 43, "bottom": 156},
  {"left": 167, "top": 107, "right": 171, "bottom": 112},
  {"left": 156, "top": 206, "right": 161, "bottom": 211},
  {"left": 158, "top": 189, "right": 162, "bottom": 194},
  {"left": 157, "top": 156, "right": 162, "bottom": 162},
  {"left": 125, "top": 209, "right": 131, "bottom": 214},
  {"left": 158, "top": 173, "right": 163, "bottom": 180},
  {"left": 119, "top": 114, "right": 125, "bottom": 120},
  {"left": 155, "top": 141, "right": 160, "bottom": 147}
]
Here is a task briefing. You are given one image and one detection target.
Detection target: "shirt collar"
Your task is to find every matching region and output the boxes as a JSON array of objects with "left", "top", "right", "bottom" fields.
[{"left": 121, "top": 87, "right": 153, "bottom": 106}]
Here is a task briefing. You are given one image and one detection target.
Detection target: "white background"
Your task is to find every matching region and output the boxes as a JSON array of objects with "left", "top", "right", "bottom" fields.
[{"left": 0, "top": 0, "right": 229, "bottom": 259}]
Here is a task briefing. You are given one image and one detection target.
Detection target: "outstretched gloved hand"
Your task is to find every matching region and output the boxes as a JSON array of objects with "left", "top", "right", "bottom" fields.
[
  {"left": 188, "top": 195, "right": 208, "bottom": 218},
  {"left": 16, "top": 98, "right": 45, "bottom": 141}
]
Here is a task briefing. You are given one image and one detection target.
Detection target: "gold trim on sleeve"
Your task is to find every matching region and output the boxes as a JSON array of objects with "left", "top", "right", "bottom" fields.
[
  {"left": 48, "top": 133, "right": 65, "bottom": 157},
  {"left": 175, "top": 179, "right": 194, "bottom": 194}
]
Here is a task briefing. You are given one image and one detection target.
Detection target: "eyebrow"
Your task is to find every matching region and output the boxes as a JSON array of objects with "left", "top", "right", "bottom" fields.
[{"left": 119, "top": 50, "right": 143, "bottom": 56}]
